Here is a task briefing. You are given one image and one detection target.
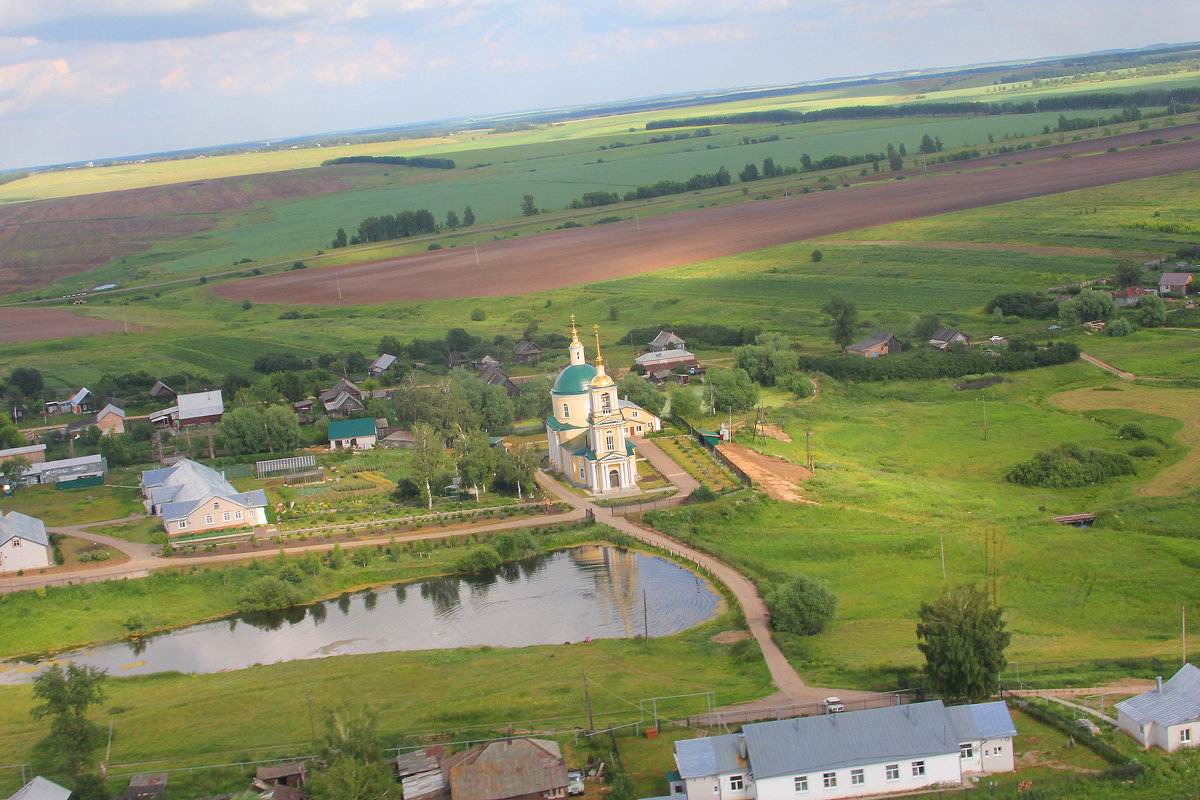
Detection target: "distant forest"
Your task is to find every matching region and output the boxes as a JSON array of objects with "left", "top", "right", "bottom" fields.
[
  {"left": 321, "top": 155, "right": 456, "bottom": 169},
  {"left": 646, "top": 88, "right": 1200, "bottom": 130}
]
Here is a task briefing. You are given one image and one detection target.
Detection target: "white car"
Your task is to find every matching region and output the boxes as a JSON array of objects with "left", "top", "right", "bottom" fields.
[{"left": 824, "top": 697, "right": 845, "bottom": 714}]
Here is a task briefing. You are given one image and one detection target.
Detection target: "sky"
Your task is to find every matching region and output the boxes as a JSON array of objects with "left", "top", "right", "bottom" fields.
[{"left": 0, "top": 0, "right": 1195, "bottom": 171}]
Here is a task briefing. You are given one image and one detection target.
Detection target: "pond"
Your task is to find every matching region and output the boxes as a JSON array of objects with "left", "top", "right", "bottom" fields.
[{"left": 0, "top": 545, "right": 721, "bottom": 684}]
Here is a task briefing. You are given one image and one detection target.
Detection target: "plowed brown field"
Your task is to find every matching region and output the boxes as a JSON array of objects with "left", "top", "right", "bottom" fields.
[
  {"left": 0, "top": 309, "right": 131, "bottom": 342},
  {"left": 217, "top": 136, "right": 1200, "bottom": 305}
]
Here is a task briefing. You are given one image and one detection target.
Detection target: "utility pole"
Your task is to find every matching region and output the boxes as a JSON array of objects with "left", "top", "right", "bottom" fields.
[
  {"left": 643, "top": 590, "right": 649, "bottom": 640},
  {"left": 634, "top": 210, "right": 640, "bottom": 231},
  {"left": 805, "top": 427, "right": 813, "bottom": 470},
  {"left": 582, "top": 669, "right": 594, "bottom": 733},
  {"left": 939, "top": 530, "right": 946, "bottom": 581},
  {"left": 336, "top": 273, "right": 343, "bottom": 300},
  {"left": 474, "top": 239, "right": 480, "bottom": 266}
]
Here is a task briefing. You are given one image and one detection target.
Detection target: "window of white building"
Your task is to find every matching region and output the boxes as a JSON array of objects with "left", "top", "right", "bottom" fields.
[
  {"left": 822, "top": 773, "right": 836, "bottom": 789},
  {"left": 850, "top": 769, "right": 864, "bottom": 786},
  {"left": 792, "top": 776, "right": 807, "bottom": 792},
  {"left": 729, "top": 776, "right": 743, "bottom": 792},
  {"left": 885, "top": 765, "right": 899, "bottom": 781},
  {"left": 912, "top": 761, "right": 925, "bottom": 777}
]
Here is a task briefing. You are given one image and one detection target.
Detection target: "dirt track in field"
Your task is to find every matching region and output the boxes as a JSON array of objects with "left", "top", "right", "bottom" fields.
[
  {"left": 1051, "top": 385, "right": 1200, "bottom": 497},
  {"left": 0, "top": 308, "right": 133, "bottom": 342},
  {"left": 718, "top": 443, "right": 815, "bottom": 504},
  {"left": 217, "top": 134, "right": 1200, "bottom": 305}
]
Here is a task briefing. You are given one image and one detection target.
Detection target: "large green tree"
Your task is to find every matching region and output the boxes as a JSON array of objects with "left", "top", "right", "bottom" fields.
[
  {"left": 617, "top": 373, "right": 666, "bottom": 416},
  {"left": 821, "top": 295, "right": 860, "bottom": 349},
  {"left": 1059, "top": 290, "right": 1116, "bottom": 325},
  {"left": 8, "top": 366, "right": 43, "bottom": 398},
  {"left": 767, "top": 575, "right": 837, "bottom": 636},
  {"left": 916, "top": 583, "right": 1011, "bottom": 702},
  {"left": 31, "top": 664, "right": 108, "bottom": 798},
  {"left": 310, "top": 706, "right": 393, "bottom": 800},
  {"left": 264, "top": 404, "right": 302, "bottom": 452},
  {"left": 1138, "top": 293, "right": 1167, "bottom": 327},
  {"left": 0, "top": 413, "right": 25, "bottom": 449},
  {"left": 668, "top": 387, "right": 701, "bottom": 419},
  {"left": 705, "top": 367, "right": 759, "bottom": 414},
  {"left": 519, "top": 194, "right": 536, "bottom": 216},
  {"left": 408, "top": 423, "right": 444, "bottom": 510},
  {"left": 221, "top": 407, "right": 266, "bottom": 455}
]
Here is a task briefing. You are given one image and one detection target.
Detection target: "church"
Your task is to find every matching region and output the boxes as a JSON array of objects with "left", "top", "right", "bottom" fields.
[{"left": 546, "top": 319, "right": 661, "bottom": 494}]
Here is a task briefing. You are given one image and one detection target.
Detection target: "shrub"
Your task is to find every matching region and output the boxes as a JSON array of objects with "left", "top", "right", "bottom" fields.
[
  {"left": 1105, "top": 318, "right": 1135, "bottom": 337},
  {"left": 471, "top": 307, "right": 486, "bottom": 321},
  {"left": 1118, "top": 423, "right": 1148, "bottom": 440},
  {"left": 1129, "top": 443, "right": 1159, "bottom": 458},
  {"left": 767, "top": 575, "right": 837, "bottom": 636},
  {"left": 455, "top": 545, "right": 501, "bottom": 574},
  {"left": 691, "top": 485, "right": 717, "bottom": 502},
  {"left": 1006, "top": 442, "right": 1137, "bottom": 488},
  {"left": 236, "top": 576, "right": 303, "bottom": 612},
  {"left": 811, "top": 250, "right": 823, "bottom": 262},
  {"left": 277, "top": 563, "right": 306, "bottom": 583},
  {"left": 494, "top": 530, "right": 536, "bottom": 560}
]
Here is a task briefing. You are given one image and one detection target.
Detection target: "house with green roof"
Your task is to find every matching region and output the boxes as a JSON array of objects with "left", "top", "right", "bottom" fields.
[{"left": 328, "top": 417, "right": 378, "bottom": 450}]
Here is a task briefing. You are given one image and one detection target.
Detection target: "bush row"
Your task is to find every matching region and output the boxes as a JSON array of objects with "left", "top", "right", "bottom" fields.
[{"left": 796, "top": 342, "right": 1080, "bottom": 382}]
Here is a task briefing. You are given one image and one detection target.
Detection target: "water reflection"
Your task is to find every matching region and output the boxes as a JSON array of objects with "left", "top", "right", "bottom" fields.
[{"left": 0, "top": 546, "right": 720, "bottom": 684}]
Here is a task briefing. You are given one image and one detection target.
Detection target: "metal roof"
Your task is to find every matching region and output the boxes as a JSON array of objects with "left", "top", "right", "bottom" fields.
[
  {"left": 674, "top": 733, "right": 745, "bottom": 779},
  {"left": 0, "top": 511, "right": 49, "bottom": 548},
  {"left": 1116, "top": 664, "right": 1200, "bottom": 727},
  {"left": 945, "top": 702, "right": 1017, "bottom": 740},
  {"left": 846, "top": 331, "right": 898, "bottom": 352},
  {"left": 7, "top": 776, "right": 71, "bottom": 800},
  {"left": 371, "top": 354, "right": 398, "bottom": 372},
  {"left": 328, "top": 417, "right": 377, "bottom": 440},
  {"left": 97, "top": 404, "right": 125, "bottom": 420},
  {"left": 635, "top": 350, "right": 695, "bottom": 366},
  {"left": 142, "top": 459, "right": 266, "bottom": 521},
  {"left": 552, "top": 363, "right": 598, "bottom": 395},
  {"left": 24, "top": 454, "right": 106, "bottom": 478},
  {"left": 68, "top": 387, "right": 90, "bottom": 406},
  {"left": 649, "top": 331, "right": 685, "bottom": 348},
  {"left": 444, "top": 738, "right": 566, "bottom": 800},
  {"left": 740, "top": 701, "right": 961, "bottom": 777},
  {"left": 0, "top": 444, "right": 46, "bottom": 458},
  {"left": 177, "top": 390, "right": 224, "bottom": 420}
]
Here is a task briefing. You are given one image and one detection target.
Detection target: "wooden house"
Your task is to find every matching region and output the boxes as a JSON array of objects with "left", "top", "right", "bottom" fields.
[
  {"left": 648, "top": 331, "right": 687, "bottom": 352},
  {"left": 845, "top": 332, "right": 900, "bottom": 358},
  {"left": 928, "top": 327, "right": 969, "bottom": 350},
  {"left": 1159, "top": 272, "right": 1194, "bottom": 295},
  {"left": 512, "top": 340, "right": 544, "bottom": 364}
]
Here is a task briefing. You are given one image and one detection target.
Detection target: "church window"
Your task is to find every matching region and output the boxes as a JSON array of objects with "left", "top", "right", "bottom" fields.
[
  {"left": 601, "top": 393, "right": 612, "bottom": 412},
  {"left": 606, "top": 435, "right": 614, "bottom": 451},
  {"left": 562, "top": 403, "right": 569, "bottom": 418}
]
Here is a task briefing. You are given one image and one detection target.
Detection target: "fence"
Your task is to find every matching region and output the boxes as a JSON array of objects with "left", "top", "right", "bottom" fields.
[
  {"left": 689, "top": 689, "right": 926, "bottom": 728},
  {"left": 607, "top": 494, "right": 688, "bottom": 517},
  {"left": 669, "top": 415, "right": 752, "bottom": 485}
]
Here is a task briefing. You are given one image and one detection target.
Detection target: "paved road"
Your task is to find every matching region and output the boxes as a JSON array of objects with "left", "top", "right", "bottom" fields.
[{"left": 630, "top": 436, "right": 700, "bottom": 495}]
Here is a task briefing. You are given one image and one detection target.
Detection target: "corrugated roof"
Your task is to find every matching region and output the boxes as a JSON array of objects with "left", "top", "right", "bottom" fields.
[
  {"left": 847, "top": 331, "right": 897, "bottom": 352},
  {"left": 7, "top": 776, "right": 72, "bottom": 800},
  {"left": 0, "top": 511, "right": 49, "bottom": 548},
  {"left": 1161, "top": 272, "right": 1194, "bottom": 284},
  {"left": 24, "top": 454, "right": 106, "bottom": 477},
  {"left": 97, "top": 404, "right": 125, "bottom": 420},
  {"left": 328, "top": 417, "right": 377, "bottom": 440},
  {"left": 177, "top": 390, "right": 224, "bottom": 420},
  {"left": 740, "top": 701, "right": 960, "bottom": 777},
  {"left": 142, "top": 459, "right": 266, "bottom": 522},
  {"left": 674, "top": 734, "right": 745, "bottom": 779},
  {"left": 68, "top": 387, "right": 90, "bottom": 406},
  {"left": 945, "top": 701, "right": 1017, "bottom": 740},
  {"left": 1116, "top": 664, "right": 1200, "bottom": 727},
  {"left": 635, "top": 350, "right": 695, "bottom": 366},
  {"left": 371, "top": 354, "right": 398, "bottom": 372},
  {"left": 0, "top": 444, "right": 46, "bottom": 458},
  {"left": 445, "top": 738, "right": 566, "bottom": 800}
]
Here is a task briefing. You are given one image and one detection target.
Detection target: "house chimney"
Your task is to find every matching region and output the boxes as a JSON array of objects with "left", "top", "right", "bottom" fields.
[
  {"left": 738, "top": 738, "right": 747, "bottom": 759},
  {"left": 1157, "top": 676, "right": 1164, "bottom": 694}
]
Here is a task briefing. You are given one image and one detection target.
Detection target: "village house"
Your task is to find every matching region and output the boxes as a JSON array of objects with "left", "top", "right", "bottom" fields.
[
  {"left": 19, "top": 454, "right": 107, "bottom": 486},
  {"left": 321, "top": 378, "right": 365, "bottom": 416},
  {"left": 140, "top": 458, "right": 268, "bottom": 538},
  {"left": 45, "top": 387, "right": 91, "bottom": 416},
  {"left": 635, "top": 349, "right": 698, "bottom": 374},
  {"left": 0, "top": 511, "right": 53, "bottom": 574},
  {"left": 478, "top": 365, "right": 522, "bottom": 398},
  {"left": 648, "top": 331, "right": 687, "bottom": 352},
  {"left": 369, "top": 353, "right": 399, "bottom": 378},
  {"left": 149, "top": 381, "right": 177, "bottom": 402},
  {"left": 444, "top": 738, "right": 568, "bottom": 800},
  {"left": 512, "top": 340, "right": 545, "bottom": 365},
  {"left": 928, "top": 327, "right": 970, "bottom": 350},
  {"left": 149, "top": 390, "right": 225, "bottom": 428},
  {"left": 328, "top": 417, "right": 377, "bottom": 450},
  {"left": 96, "top": 404, "right": 126, "bottom": 435},
  {"left": 1111, "top": 286, "right": 1157, "bottom": 308},
  {"left": 0, "top": 443, "right": 46, "bottom": 467},
  {"left": 674, "top": 701, "right": 1016, "bottom": 800},
  {"left": 619, "top": 399, "right": 662, "bottom": 438},
  {"left": 1116, "top": 664, "right": 1200, "bottom": 752},
  {"left": 1159, "top": 272, "right": 1194, "bottom": 295},
  {"left": 845, "top": 332, "right": 900, "bottom": 358}
]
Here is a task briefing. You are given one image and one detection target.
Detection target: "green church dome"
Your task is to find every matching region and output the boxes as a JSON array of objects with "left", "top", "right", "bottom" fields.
[{"left": 552, "top": 363, "right": 597, "bottom": 395}]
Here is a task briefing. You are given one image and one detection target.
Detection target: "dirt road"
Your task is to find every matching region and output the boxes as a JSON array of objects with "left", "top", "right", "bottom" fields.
[{"left": 217, "top": 137, "right": 1200, "bottom": 305}]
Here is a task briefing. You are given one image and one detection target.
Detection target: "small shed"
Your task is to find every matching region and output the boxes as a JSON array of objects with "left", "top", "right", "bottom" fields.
[
  {"left": 125, "top": 773, "right": 168, "bottom": 799},
  {"left": 256, "top": 762, "right": 308, "bottom": 788},
  {"left": 149, "top": 380, "right": 177, "bottom": 401},
  {"left": 929, "top": 327, "right": 970, "bottom": 350},
  {"left": 369, "top": 353, "right": 399, "bottom": 377}
]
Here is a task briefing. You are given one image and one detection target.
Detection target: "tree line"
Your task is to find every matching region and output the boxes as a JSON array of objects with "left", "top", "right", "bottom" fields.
[
  {"left": 566, "top": 167, "right": 732, "bottom": 208},
  {"left": 796, "top": 341, "right": 1081, "bottom": 381},
  {"left": 645, "top": 87, "right": 1200, "bottom": 130},
  {"left": 330, "top": 205, "right": 475, "bottom": 248},
  {"left": 321, "top": 155, "right": 456, "bottom": 169}
]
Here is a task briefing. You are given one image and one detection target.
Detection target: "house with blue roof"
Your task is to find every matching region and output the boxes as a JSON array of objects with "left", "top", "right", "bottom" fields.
[
  {"left": 673, "top": 700, "right": 1015, "bottom": 800},
  {"left": 1116, "top": 664, "right": 1200, "bottom": 751},
  {"left": 0, "top": 511, "right": 53, "bottom": 574},
  {"left": 140, "top": 459, "right": 267, "bottom": 539}
]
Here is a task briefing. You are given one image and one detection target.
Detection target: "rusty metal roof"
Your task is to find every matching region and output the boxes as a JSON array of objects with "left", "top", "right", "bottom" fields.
[{"left": 445, "top": 738, "right": 567, "bottom": 800}]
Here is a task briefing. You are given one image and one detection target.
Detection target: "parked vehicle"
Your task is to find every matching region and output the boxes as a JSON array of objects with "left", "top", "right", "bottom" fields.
[
  {"left": 824, "top": 697, "right": 845, "bottom": 714},
  {"left": 567, "top": 772, "right": 585, "bottom": 795}
]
